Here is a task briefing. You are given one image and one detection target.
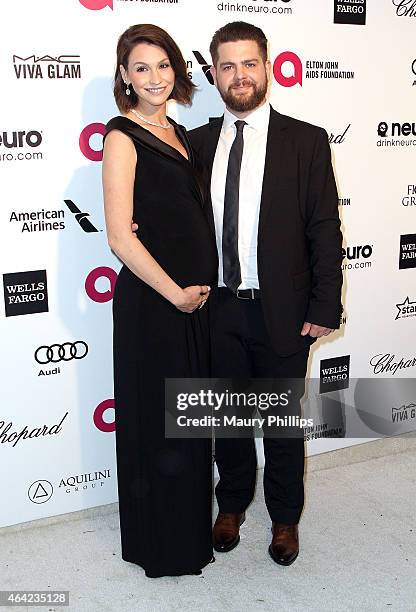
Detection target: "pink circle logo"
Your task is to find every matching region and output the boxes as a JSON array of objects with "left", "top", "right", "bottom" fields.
[
  {"left": 85, "top": 266, "right": 117, "bottom": 303},
  {"left": 273, "top": 52, "right": 303, "bottom": 87},
  {"left": 79, "top": 123, "right": 106, "bottom": 161},
  {"left": 79, "top": 0, "right": 113, "bottom": 10},
  {"left": 94, "top": 399, "right": 115, "bottom": 432}
]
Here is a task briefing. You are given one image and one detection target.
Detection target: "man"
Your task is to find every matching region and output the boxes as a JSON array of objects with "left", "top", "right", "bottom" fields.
[{"left": 188, "top": 21, "right": 343, "bottom": 566}]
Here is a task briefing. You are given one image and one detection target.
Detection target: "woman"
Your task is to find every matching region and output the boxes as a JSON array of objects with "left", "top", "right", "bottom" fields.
[{"left": 102, "top": 24, "right": 218, "bottom": 578}]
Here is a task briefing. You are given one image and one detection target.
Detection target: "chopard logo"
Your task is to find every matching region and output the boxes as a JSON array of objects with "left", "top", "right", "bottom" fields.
[
  {"left": 0, "top": 412, "right": 68, "bottom": 449},
  {"left": 370, "top": 353, "right": 416, "bottom": 375},
  {"left": 392, "top": 0, "right": 416, "bottom": 17},
  {"left": 34, "top": 342, "right": 88, "bottom": 364}
]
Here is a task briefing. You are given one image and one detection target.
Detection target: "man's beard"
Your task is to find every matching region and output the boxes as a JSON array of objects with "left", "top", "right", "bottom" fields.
[{"left": 218, "top": 77, "right": 268, "bottom": 113}]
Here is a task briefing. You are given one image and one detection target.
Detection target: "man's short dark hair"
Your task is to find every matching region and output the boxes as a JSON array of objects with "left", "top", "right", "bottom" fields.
[{"left": 209, "top": 21, "right": 268, "bottom": 66}]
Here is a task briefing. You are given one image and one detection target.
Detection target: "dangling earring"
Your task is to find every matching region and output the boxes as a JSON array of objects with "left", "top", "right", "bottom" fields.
[{"left": 125, "top": 82, "right": 131, "bottom": 96}]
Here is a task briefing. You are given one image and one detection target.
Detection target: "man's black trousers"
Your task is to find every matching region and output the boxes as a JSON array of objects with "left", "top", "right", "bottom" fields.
[{"left": 210, "top": 287, "right": 310, "bottom": 525}]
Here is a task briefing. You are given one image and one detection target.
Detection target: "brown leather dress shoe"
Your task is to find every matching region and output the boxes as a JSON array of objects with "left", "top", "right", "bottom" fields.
[
  {"left": 213, "top": 512, "right": 246, "bottom": 552},
  {"left": 268, "top": 522, "right": 299, "bottom": 566}
]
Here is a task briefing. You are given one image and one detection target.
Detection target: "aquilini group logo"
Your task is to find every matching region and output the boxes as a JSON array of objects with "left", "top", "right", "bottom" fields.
[
  {"left": 328, "top": 125, "right": 351, "bottom": 145},
  {"left": 402, "top": 184, "right": 416, "bottom": 207},
  {"left": 13, "top": 55, "right": 81, "bottom": 80},
  {"left": 3, "top": 270, "right": 48, "bottom": 317},
  {"left": 334, "top": 0, "right": 366, "bottom": 25},
  {"left": 85, "top": 266, "right": 118, "bottom": 303},
  {"left": 79, "top": 123, "right": 106, "bottom": 161},
  {"left": 28, "top": 468, "right": 111, "bottom": 503},
  {"left": 59, "top": 469, "right": 112, "bottom": 494},
  {"left": 395, "top": 297, "right": 416, "bottom": 320},
  {"left": 9, "top": 208, "right": 65, "bottom": 233},
  {"left": 392, "top": 0, "right": 416, "bottom": 17},
  {"left": 218, "top": 0, "right": 293, "bottom": 16},
  {"left": 64, "top": 200, "right": 101, "bottom": 232},
  {"left": 0, "top": 130, "right": 43, "bottom": 163},
  {"left": 342, "top": 243, "right": 373, "bottom": 271},
  {"left": 273, "top": 51, "right": 354, "bottom": 87},
  {"left": 399, "top": 234, "right": 416, "bottom": 269},
  {"left": 28, "top": 481, "right": 54, "bottom": 504},
  {"left": 320, "top": 355, "right": 350, "bottom": 394},
  {"left": 377, "top": 121, "right": 416, "bottom": 148}
]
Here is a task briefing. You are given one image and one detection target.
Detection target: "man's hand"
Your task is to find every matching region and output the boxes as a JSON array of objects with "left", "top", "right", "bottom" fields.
[{"left": 301, "top": 322, "right": 334, "bottom": 338}]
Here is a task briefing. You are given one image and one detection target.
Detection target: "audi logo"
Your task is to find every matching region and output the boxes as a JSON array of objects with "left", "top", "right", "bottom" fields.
[{"left": 35, "top": 341, "right": 88, "bottom": 364}]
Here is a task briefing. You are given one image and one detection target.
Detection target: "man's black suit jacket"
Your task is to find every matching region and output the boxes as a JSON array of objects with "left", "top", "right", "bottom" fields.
[{"left": 188, "top": 105, "right": 343, "bottom": 357}]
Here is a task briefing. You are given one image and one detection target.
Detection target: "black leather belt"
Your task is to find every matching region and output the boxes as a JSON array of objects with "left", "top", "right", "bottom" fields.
[{"left": 235, "top": 288, "right": 261, "bottom": 300}]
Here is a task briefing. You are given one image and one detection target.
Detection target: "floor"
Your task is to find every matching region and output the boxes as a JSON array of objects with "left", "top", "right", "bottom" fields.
[{"left": 1, "top": 437, "right": 415, "bottom": 612}]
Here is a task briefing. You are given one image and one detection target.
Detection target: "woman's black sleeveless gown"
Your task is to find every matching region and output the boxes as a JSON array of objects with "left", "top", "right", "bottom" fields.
[{"left": 104, "top": 116, "right": 218, "bottom": 578}]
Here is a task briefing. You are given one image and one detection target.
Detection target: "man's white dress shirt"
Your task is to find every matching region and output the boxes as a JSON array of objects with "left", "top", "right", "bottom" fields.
[{"left": 210, "top": 102, "right": 270, "bottom": 289}]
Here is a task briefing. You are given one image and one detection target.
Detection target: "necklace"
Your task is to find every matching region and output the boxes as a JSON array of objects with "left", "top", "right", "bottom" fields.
[{"left": 130, "top": 108, "right": 172, "bottom": 129}]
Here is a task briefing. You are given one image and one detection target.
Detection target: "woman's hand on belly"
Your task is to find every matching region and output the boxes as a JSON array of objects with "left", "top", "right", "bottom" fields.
[{"left": 173, "top": 285, "right": 211, "bottom": 313}]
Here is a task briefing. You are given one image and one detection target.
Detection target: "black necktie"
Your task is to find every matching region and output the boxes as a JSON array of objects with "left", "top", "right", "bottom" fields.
[{"left": 223, "top": 120, "right": 246, "bottom": 293}]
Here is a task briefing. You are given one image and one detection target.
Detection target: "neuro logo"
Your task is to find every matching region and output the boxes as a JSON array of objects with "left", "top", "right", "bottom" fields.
[
  {"left": 94, "top": 399, "right": 115, "bottom": 432},
  {"left": 79, "top": 123, "right": 106, "bottom": 162},
  {"left": 79, "top": 0, "right": 113, "bottom": 10},
  {"left": 64, "top": 200, "right": 100, "bottom": 232},
  {"left": 273, "top": 51, "right": 302, "bottom": 87},
  {"left": 378, "top": 121, "right": 416, "bottom": 138},
  {"left": 192, "top": 52, "right": 214, "bottom": 85},
  {"left": 0, "top": 130, "right": 42, "bottom": 148},
  {"left": 377, "top": 122, "right": 388, "bottom": 137},
  {"left": 85, "top": 266, "right": 118, "bottom": 302}
]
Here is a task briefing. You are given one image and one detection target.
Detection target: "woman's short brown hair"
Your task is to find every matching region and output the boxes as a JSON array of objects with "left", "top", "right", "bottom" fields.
[{"left": 113, "top": 24, "right": 195, "bottom": 113}]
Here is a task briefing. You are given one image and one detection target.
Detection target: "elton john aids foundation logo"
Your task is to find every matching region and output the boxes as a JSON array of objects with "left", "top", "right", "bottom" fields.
[
  {"left": 94, "top": 399, "right": 115, "bottom": 432},
  {"left": 85, "top": 267, "right": 117, "bottom": 302},
  {"left": 79, "top": 123, "right": 106, "bottom": 162},
  {"left": 273, "top": 52, "right": 354, "bottom": 87},
  {"left": 79, "top": 0, "right": 113, "bottom": 10}
]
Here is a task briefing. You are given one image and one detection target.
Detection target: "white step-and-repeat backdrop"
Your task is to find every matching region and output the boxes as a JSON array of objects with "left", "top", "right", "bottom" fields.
[{"left": 1, "top": 0, "right": 415, "bottom": 527}]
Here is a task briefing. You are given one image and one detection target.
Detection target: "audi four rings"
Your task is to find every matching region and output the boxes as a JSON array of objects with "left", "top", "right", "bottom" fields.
[{"left": 34, "top": 341, "right": 88, "bottom": 364}]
